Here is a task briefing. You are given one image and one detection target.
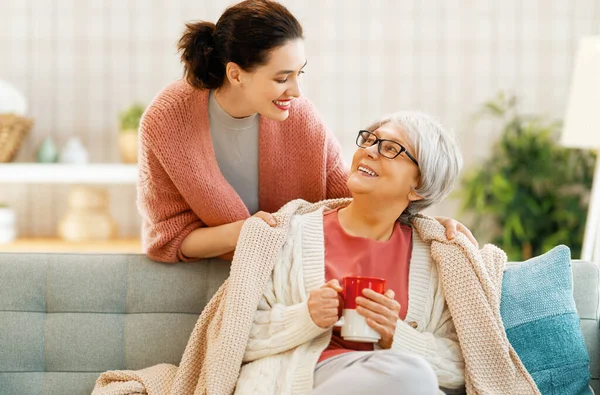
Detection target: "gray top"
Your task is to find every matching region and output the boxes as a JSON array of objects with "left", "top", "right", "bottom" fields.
[{"left": 208, "top": 90, "right": 260, "bottom": 214}]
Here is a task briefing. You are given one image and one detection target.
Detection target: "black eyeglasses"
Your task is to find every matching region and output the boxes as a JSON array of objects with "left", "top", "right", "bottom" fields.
[{"left": 356, "top": 130, "right": 419, "bottom": 167}]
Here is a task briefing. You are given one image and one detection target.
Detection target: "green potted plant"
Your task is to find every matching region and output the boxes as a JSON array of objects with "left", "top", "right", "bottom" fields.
[
  {"left": 118, "top": 103, "right": 145, "bottom": 163},
  {"left": 459, "top": 92, "right": 596, "bottom": 261}
]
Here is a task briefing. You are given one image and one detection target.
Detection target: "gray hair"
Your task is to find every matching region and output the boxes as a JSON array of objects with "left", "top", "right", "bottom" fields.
[{"left": 364, "top": 111, "right": 463, "bottom": 219}]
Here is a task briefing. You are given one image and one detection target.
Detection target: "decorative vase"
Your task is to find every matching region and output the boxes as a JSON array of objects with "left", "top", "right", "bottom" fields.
[
  {"left": 0, "top": 206, "right": 16, "bottom": 244},
  {"left": 58, "top": 187, "right": 118, "bottom": 242},
  {"left": 59, "top": 137, "right": 89, "bottom": 164},
  {"left": 36, "top": 136, "right": 59, "bottom": 163},
  {"left": 118, "top": 131, "right": 138, "bottom": 164}
]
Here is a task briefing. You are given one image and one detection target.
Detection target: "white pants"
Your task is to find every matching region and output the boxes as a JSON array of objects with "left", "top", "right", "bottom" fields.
[{"left": 310, "top": 350, "right": 439, "bottom": 395}]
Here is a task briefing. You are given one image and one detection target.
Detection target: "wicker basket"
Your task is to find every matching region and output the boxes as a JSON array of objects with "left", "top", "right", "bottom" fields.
[{"left": 0, "top": 114, "right": 33, "bottom": 162}]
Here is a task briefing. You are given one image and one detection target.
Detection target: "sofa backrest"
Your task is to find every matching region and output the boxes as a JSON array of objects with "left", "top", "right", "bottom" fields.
[
  {"left": 0, "top": 254, "right": 230, "bottom": 395},
  {"left": 0, "top": 254, "right": 598, "bottom": 395}
]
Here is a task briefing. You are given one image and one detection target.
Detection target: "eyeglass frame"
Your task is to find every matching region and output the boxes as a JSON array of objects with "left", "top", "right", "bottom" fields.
[{"left": 356, "top": 130, "right": 419, "bottom": 167}]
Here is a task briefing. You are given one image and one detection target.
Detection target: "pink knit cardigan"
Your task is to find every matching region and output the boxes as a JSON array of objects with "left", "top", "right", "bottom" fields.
[{"left": 137, "top": 80, "right": 350, "bottom": 262}]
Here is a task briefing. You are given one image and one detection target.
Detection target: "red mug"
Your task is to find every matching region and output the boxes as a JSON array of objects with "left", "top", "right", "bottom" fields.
[
  {"left": 342, "top": 276, "right": 386, "bottom": 309},
  {"left": 335, "top": 276, "right": 386, "bottom": 342}
]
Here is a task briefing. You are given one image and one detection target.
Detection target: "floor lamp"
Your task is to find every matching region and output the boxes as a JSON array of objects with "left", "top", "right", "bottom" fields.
[{"left": 562, "top": 36, "right": 600, "bottom": 262}]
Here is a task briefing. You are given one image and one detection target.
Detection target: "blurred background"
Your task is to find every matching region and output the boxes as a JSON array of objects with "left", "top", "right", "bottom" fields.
[{"left": 0, "top": 0, "right": 599, "bottom": 260}]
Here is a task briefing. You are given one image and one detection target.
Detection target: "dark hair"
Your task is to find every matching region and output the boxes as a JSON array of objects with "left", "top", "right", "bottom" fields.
[{"left": 178, "top": 0, "right": 304, "bottom": 90}]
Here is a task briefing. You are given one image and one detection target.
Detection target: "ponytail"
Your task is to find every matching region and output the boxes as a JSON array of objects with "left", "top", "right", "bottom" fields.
[{"left": 178, "top": 21, "right": 225, "bottom": 90}]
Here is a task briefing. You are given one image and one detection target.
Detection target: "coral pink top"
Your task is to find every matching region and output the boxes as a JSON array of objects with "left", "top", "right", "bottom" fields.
[
  {"left": 319, "top": 208, "right": 412, "bottom": 363},
  {"left": 137, "top": 80, "right": 350, "bottom": 262}
]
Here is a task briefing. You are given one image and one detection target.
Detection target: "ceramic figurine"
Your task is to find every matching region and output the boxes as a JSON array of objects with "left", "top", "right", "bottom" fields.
[
  {"left": 36, "top": 136, "right": 59, "bottom": 163},
  {"left": 59, "top": 137, "right": 89, "bottom": 164}
]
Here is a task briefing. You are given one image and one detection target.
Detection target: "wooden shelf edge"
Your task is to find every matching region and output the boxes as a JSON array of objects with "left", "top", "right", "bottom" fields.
[{"left": 0, "top": 237, "right": 142, "bottom": 254}]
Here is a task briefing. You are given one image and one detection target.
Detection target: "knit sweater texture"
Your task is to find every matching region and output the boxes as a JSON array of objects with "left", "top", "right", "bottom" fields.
[
  {"left": 137, "top": 80, "right": 350, "bottom": 262},
  {"left": 93, "top": 199, "right": 539, "bottom": 395}
]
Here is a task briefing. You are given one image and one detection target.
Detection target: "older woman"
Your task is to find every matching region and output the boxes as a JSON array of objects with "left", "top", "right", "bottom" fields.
[{"left": 234, "top": 112, "right": 463, "bottom": 395}]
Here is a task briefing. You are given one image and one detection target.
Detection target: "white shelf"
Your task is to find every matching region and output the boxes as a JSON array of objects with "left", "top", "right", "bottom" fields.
[{"left": 0, "top": 163, "right": 138, "bottom": 184}]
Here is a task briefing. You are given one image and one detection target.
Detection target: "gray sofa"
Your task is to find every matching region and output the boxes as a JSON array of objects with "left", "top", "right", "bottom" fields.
[{"left": 0, "top": 253, "right": 598, "bottom": 395}]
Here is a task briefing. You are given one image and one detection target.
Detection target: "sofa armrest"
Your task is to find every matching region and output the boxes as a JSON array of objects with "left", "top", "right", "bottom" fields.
[
  {"left": 572, "top": 260, "right": 600, "bottom": 326},
  {"left": 571, "top": 260, "right": 600, "bottom": 391}
]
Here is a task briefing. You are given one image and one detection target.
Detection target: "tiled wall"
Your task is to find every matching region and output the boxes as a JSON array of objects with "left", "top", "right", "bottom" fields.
[{"left": 1, "top": 0, "right": 599, "bottom": 238}]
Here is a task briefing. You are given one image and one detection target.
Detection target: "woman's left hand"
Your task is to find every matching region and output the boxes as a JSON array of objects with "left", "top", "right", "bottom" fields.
[
  {"left": 434, "top": 216, "right": 478, "bottom": 247},
  {"left": 355, "top": 288, "right": 400, "bottom": 349}
]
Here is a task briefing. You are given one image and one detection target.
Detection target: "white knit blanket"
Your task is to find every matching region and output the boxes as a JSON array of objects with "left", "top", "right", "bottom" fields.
[
  {"left": 410, "top": 214, "right": 539, "bottom": 394},
  {"left": 92, "top": 199, "right": 340, "bottom": 395}
]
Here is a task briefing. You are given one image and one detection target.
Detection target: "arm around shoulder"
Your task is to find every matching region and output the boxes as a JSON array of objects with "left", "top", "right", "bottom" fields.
[
  {"left": 138, "top": 118, "right": 204, "bottom": 263},
  {"left": 138, "top": 99, "right": 246, "bottom": 262}
]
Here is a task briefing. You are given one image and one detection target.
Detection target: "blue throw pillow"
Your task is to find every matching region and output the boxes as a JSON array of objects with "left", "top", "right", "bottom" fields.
[{"left": 500, "top": 245, "right": 592, "bottom": 395}]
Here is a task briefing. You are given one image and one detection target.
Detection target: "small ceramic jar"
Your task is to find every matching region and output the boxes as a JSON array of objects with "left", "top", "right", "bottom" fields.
[{"left": 0, "top": 206, "right": 16, "bottom": 244}]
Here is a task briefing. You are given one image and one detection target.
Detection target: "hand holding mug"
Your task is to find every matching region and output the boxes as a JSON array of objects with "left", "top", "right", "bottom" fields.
[
  {"left": 355, "top": 288, "right": 401, "bottom": 349},
  {"left": 308, "top": 279, "right": 343, "bottom": 328},
  {"left": 335, "top": 276, "right": 387, "bottom": 343}
]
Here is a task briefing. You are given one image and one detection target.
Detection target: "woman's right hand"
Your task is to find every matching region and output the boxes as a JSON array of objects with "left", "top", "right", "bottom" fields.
[
  {"left": 250, "top": 211, "right": 277, "bottom": 226},
  {"left": 229, "top": 211, "right": 277, "bottom": 252},
  {"left": 235, "top": 211, "right": 277, "bottom": 239},
  {"left": 308, "top": 279, "right": 343, "bottom": 328}
]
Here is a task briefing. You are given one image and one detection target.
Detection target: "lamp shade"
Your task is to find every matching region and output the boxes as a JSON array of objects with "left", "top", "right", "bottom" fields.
[{"left": 562, "top": 36, "right": 600, "bottom": 149}]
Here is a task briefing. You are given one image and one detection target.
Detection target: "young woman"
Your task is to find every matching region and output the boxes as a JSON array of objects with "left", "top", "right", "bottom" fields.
[{"left": 138, "top": 0, "right": 473, "bottom": 263}]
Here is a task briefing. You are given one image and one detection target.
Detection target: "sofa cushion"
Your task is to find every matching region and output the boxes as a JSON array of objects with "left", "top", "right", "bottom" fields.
[
  {"left": 0, "top": 253, "right": 230, "bottom": 395},
  {"left": 501, "top": 245, "right": 592, "bottom": 395}
]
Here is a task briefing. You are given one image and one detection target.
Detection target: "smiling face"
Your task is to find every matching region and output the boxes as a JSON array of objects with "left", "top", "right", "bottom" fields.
[
  {"left": 237, "top": 39, "right": 306, "bottom": 122},
  {"left": 348, "top": 121, "right": 422, "bottom": 204}
]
